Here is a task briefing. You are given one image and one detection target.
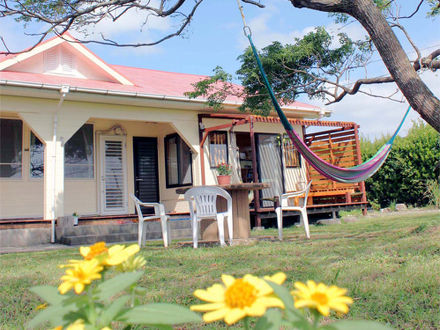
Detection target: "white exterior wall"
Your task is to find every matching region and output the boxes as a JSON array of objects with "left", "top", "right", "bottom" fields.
[{"left": 1, "top": 93, "right": 311, "bottom": 219}]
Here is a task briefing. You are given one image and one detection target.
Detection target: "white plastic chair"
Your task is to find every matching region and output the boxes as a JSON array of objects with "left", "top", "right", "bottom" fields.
[
  {"left": 130, "top": 194, "right": 170, "bottom": 248},
  {"left": 184, "top": 186, "right": 233, "bottom": 248},
  {"left": 275, "top": 181, "right": 312, "bottom": 240}
]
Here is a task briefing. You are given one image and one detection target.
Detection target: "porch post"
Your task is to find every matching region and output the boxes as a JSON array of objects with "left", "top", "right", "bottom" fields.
[
  {"left": 43, "top": 138, "right": 65, "bottom": 221},
  {"left": 354, "top": 124, "right": 368, "bottom": 215},
  {"left": 249, "top": 117, "right": 262, "bottom": 228}
]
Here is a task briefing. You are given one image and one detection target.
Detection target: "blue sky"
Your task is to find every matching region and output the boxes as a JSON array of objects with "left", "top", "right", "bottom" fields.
[{"left": 1, "top": 0, "right": 439, "bottom": 138}]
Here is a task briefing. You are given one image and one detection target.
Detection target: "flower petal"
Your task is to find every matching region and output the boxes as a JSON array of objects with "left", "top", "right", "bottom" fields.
[
  {"left": 202, "top": 308, "right": 228, "bottom": 323},
  {"left": 244, "top": 275, "right": 272, "bottom": 296},
  {"left": 244, "top": 302, "right": 266, "bottom": 316},
  {"left": 317, "top": 304, "right": 330, "bottom": 316},
  {"left": 193, "top": 284, "right": 225, "bottom": 303},
  {"left": 264, "top": 272, "right": 286, "bottom": 285},
  {"left": 190, "top": 302, "right": 225, "bottom": 312},
  {"left": 58, "top": 282, "right": 73, "bottom": 294},
  {"left": 221, "top": 274, "right": 235, "bottom": 287},
  {"left": 73, "top": 283, "right": 85, "bottom": 294},
  {"left": 224, "top": 308, "right": 247, "bottom": 325},
  {"left": 258, "top": 296, "right": 285, "bottom": 309},
  {"left": 329, "top": 302, "right": 349, "bottom": 314}
]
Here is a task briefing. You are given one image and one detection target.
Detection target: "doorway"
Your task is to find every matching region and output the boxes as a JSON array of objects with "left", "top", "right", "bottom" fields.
[{"left": 133, "top": 137, "right": 159, "bottom": 213}]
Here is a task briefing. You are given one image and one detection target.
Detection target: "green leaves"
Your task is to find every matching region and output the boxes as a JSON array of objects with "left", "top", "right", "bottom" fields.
[
  {"left": 28, "top": 292, "right": 85, "bottom": 328},
  {"left": 29, "top": 271, "right": 201, "bottom": 329},
  {"left": 96, "top": 271, "right": 143, "bottom": 301},
  {"left": 117, "top": 303, "right": 201, "bottom": 325},
  {"left": 30, "top": 286, "right": 64, "bottom": 305},
  {"left": 362, "top": 121, "right": 439, "bottom": 207},
  {"left": 254, "top": 308, "right": 282, "bottom": 330}
]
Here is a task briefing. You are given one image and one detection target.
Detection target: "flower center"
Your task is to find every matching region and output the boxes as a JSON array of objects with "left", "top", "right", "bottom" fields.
[
  {"left": 311, "top": 292, "right": 329, "bottom": 305},
  {"left": 224, "top": 279, "right": 257, "bottom": 309},
  {"left": 85, "top": 242, "right": 108, "bottom": 260}
]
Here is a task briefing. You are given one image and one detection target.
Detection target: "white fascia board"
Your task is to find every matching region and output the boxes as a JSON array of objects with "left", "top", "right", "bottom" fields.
[{"left": 0, "top": 80, "right": 325, "bottom": 117}]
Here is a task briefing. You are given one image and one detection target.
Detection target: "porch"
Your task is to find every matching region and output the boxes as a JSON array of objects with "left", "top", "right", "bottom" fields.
[{"left": 198, "top": 113, "right": 368, "bottom": 226}]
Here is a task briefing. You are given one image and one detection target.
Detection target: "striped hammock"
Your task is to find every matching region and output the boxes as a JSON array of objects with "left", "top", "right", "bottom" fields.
[{"left": 246, "top": 34, "right": 411, "bottom": 183}]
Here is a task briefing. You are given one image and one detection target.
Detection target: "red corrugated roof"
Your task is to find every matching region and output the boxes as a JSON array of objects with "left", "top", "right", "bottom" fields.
[{"left": 0, "top": 34, "right": 321, "bottom": 110}]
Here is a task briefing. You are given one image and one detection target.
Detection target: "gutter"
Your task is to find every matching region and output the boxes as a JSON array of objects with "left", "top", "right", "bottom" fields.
[{"left": 0, "top": 79, "right": 329, "bottom": 116}]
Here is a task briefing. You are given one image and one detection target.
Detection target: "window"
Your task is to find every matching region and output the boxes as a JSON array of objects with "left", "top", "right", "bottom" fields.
[
  {"left": 209, "top": 131, "right": 228, "bottom": 167},
  {"left": 65, "top": 124, "right": 94, "bottom": 178},
  {"left": 165, "top": 134, "right": 192, "bottom": 188},
  {"left": 282, "top": 135, "right": 301, "bottom": 168},
  {"left": 0, "top": 119, "right": 22, "bottom": 178},
  {"left": 30, "top": 131, "right": 44, "bottom": 178}
]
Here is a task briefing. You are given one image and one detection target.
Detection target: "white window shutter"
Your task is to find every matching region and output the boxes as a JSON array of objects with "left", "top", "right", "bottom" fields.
[
  {"left": 61, "top": 49, "right": 75, "bottom": 73},
  {"left": 44, "top": 49, "right": 59, "bottom": 72}
]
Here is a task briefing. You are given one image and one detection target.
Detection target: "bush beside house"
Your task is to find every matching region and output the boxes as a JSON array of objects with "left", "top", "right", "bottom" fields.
[{"left": 361, "top": 120, "right": 440, "bottom": 208}]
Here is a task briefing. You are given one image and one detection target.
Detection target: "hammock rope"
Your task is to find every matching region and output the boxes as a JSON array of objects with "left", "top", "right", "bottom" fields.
[{"left": 235, "top": 0, "right": 411, "bottom": 183}]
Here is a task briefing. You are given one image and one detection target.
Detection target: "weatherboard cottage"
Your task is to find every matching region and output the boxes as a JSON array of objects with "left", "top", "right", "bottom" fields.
[{"left": 0, "top": 34, "right": 367, "bottom": 246}]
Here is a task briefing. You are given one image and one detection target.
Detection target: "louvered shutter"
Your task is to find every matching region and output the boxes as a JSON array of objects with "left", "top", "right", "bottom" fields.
[
  {"left": 61, "top": 49, "right": 75, "bottom": 73},
  {"left": 44, "top": 49, "right": 59, "bottom": 72},
  {"left": 101, "top": 136, "right": 127, "bottom": 214}
]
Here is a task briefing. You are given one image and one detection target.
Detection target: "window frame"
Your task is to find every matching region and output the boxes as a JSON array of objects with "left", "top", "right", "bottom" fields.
[
  {"left": 208, "top": 131, "right": 229, "bottom": 169},
  {"left": 282, "top": 134, "right": 301, "bottom": 168},
  {"left": 0, "top": 118, "right": 23, "bottom": 179},
  {"left": 29, "top": 130, "right": 45, "bottom": 179},
  {"left": 64, "top": 123, "right": 95, "bottom": 180},
  {"left": 164, "top": 133, "right": 193, "bottom": 188}
]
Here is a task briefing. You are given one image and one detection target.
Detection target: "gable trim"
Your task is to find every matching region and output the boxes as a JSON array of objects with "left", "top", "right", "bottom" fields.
[{"left": 0, "top": 33, "right": 134, "bottom": 86}]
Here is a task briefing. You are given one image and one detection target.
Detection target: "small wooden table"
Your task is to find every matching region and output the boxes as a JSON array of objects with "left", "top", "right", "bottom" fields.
[{"left": 176, "top": 183, "right": 269, "bottom": 240}]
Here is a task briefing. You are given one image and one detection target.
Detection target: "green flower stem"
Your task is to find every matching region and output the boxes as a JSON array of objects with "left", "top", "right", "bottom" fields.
[
  {"left": 86, "top": 285, "right": 98, "bottom": 325},
  {"left": 244, "top": 316, "right": 250, "bottom": 330},
  {"left": 311, "top": 309, "right": 322, "bottom": 329}
]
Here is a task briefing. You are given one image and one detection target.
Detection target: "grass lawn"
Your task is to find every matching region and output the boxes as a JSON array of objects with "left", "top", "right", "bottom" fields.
[{"left": 1, "top": 210, "right": 439, "bottom": 329}]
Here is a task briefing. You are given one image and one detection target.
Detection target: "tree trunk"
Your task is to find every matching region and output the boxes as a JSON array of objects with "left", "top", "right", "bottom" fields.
[
  {"left": 290, "top": 0, "right": 440, "bottom": 132},
  {"left": 349, "top": 0, "right": 440, "bottom": 132}
]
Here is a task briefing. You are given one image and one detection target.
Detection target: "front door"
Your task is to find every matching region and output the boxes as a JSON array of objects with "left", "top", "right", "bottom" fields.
[
  {"left": 256, "top": 134, "right": 285, "bottom": 207},
  {"left": 100, "top": 135, "right": 128, "bottom": 214},
  {"left": 133, "top": 137, "right": 159, "bottom": 212}
]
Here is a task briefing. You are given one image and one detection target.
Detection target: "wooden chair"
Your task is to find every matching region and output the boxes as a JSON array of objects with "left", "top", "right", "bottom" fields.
[
  {"left": 184, "top": 186, "right": 233, "bottom": 248},
  {"left": 275, "top": 181, "right": 312, "bottom": 240},
  {"left": 130, "top": 194, "right": 170, "bottom": 248}
]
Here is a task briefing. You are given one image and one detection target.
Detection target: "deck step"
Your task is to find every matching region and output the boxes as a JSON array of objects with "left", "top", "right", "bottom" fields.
[
  {"left": 58, "top": 219, "right": 193, "bottom": 245},
  {"left": 60, "top": 233, "right": 139, "bottom": 246}
]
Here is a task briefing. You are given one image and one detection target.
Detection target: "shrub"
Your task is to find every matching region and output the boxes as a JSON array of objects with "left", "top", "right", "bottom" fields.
[{"left": 361, "top": 120, "right": 439, "bottom": 208}]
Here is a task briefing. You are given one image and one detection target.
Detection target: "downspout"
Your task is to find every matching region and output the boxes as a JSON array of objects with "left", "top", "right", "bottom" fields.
[{"left": 51, "top": 85, "right": 70, "bottom": 243}]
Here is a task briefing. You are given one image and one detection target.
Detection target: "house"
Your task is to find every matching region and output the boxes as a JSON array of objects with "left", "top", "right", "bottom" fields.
[{"left": 0, "top": 34, "right": 367, "bottom": 245}]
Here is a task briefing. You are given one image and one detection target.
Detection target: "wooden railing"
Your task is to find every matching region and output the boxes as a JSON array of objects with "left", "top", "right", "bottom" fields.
[{"left": 304, "top": 127, "right": 366, "bottom": 205}]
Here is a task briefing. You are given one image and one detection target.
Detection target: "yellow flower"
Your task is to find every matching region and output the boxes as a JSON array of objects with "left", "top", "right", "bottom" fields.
[
  {"left": 102, "top": 244, "right": 140, "bottom": 266},
  {"left": 80, "top": 241, "right": 108, "bottom": 260},
  {"left": 66, "top": 319, "right": 85, "bottom": 330},
  {"left": 58, "top": 259, "right": 103, "bottom": 294},
  {"left": 291, "top": 280, "right": 353, "bottom": 316},
  {"left": 191, "top": 274, "right": 284, "bottom": 325},
  {"left": 36, "top": 303, "right": 47, "bottom": 310},
  {"left": 116, "top": 255, "right": 146, "bottom": 272}
]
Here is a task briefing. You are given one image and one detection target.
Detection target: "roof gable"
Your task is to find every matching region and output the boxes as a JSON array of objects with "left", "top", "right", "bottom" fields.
[{"left": 0, "top": 33, "right": 133, "bottom": 86}]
